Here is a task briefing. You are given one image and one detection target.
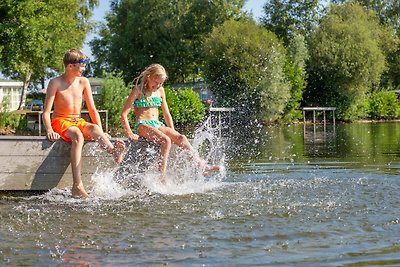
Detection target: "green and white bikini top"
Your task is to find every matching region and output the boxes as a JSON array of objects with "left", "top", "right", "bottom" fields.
[{"left": 133, "top": 96, "right": 162, "bottom": 108}]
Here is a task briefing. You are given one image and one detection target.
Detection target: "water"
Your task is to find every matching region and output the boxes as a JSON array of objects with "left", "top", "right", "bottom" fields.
[{"left": 1, "top": 122, "right": 400, "bottom": 266}]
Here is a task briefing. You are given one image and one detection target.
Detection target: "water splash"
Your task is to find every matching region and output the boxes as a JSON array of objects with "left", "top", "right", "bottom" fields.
[
  {"left": 89, "top": 119, "right": 227, "bottom": 197},
  {"left": 90, "top": 168, "right": 131, "bottom": 199}
]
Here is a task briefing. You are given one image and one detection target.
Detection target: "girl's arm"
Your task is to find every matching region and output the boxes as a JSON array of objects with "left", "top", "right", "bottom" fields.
[
  {"left": 121, "top": 87, "right": 140, "bottom": 141},
  {"left": 160, "top": 87, "right": 174, "bottom": 130}
]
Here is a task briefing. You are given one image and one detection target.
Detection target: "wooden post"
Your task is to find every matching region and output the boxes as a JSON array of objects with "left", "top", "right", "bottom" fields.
[{"left": 208, "top": 107, "right": 235, "bottom": 137}]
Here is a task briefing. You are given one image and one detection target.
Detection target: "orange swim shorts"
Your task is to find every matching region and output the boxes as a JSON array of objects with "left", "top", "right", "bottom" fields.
[{"left": 51, "top": 117, "right": 90, "bottom": 142}]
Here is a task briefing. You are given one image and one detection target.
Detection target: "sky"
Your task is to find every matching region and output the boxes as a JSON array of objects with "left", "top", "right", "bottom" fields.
[{"left": 82, "top": 0, "right": 265, "bottom": 58}]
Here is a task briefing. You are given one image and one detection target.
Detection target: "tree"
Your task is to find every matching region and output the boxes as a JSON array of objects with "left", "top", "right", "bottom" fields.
[
  {"left": 306, "top": 3, "right": 387, "bottom": 120},
  {"left": 331, "top": 0, "right": 400, "bottom": 33},
  {"left": 283, "top": 32, "right": 309, "bottom": 122},
  {"left": 90, "top": 0, "right": 246, "bottom": 84},
  {"left": 0, "top": 0, "right": 98, "bottom": 109},
  {"left": 261, "top": 0, "right": 322, "bottom": 44},
  {"left": 202, "top": 20, "right": 290, "bottom": 122},
  {"left": 330, "top": 0, "right": 400, "bottom": 89}
]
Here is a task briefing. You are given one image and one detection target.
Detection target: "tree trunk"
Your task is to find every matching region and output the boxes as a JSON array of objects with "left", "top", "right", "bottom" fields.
[{"left": 17, "top": 71, "right": 32, "bottom": 110}]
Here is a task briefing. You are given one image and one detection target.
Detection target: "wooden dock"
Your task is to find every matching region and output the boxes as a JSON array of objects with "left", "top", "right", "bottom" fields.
[
  {"left": 302, "top": 107, "right": 336, "bottom": 125},
  {"left": 0, "top": 136, "right": 119, "bottom": 191}
]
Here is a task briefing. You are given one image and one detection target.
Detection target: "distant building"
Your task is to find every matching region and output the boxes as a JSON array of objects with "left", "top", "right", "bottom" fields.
[{"left": 0, "top": 79, "right": 24, "bottom": 111}]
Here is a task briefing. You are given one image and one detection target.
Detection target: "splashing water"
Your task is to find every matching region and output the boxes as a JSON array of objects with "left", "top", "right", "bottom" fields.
[{"left": 89, "top": 119, "right": 227, "bottom": 198}]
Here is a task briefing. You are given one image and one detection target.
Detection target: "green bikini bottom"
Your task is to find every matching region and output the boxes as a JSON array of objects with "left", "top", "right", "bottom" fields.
[{"left": 134, "top": 119, "right": 165, "bottom": 134}]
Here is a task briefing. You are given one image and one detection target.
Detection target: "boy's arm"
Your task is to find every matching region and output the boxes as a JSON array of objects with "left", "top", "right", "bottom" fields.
[
  {"left": 42, "top": 79, "right": 59, "bottom": 141},
  {"left": 160, "top": 87, "right": 174, "bottom": 130},
  {"left": 83, "top": 78, "right": 103, "bottom": 131}
]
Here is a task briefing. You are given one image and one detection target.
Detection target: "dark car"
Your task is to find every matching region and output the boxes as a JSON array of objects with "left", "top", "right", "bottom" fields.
[{"left": 25, "top": 99, "right": 44, "bottom": 111}]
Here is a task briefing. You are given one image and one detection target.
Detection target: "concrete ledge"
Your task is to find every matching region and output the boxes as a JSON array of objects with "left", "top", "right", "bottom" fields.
[{"left": 0, "top": 136, "right": 126, "bottom": 191}]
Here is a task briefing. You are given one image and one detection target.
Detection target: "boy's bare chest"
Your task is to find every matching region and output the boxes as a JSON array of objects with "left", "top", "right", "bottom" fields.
[{"left": 57, "top": 86, "right": 84, "bottom": 102}]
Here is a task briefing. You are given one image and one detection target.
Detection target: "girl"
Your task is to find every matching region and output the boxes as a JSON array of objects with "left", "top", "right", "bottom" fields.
[{"left": 120, "top": 64, "right": 220, "bottom": 183}]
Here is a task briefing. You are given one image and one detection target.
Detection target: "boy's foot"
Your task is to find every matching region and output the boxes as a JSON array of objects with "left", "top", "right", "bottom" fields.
[
  {"left": 160, "top": 174, "right": 166, "bottom": 184},
  {"left": 113, "top": 139, "right": 126, "bottom": 164},
  {"left": 71, "top": 183, "right": 89, "bottom": 198},
  {"left": 202, "top": 164, "right": 220, "bottom": 176}
]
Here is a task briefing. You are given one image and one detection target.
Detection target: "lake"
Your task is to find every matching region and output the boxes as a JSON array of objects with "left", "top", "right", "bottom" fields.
[{"left": 1, "top": 122, "right": 399, "bottom": 266}]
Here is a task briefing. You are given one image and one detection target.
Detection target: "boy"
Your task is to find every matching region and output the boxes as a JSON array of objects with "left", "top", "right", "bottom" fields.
[{"left": 42, "top": 48, "right": 125, "bottom": 198}]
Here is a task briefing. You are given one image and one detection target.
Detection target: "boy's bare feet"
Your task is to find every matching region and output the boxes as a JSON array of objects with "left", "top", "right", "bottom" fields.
[
  {"left": 71, "top": 182, "right": 89, "bottom": 198},
  {"left": 113, "top": 140, "right": 126, "bottom": 164},
  {"left": 160, "top": 174, "right": 166, "bottom": 184},
  {"left": 202, "top": 164, "right": 220, "bottom": 176}
]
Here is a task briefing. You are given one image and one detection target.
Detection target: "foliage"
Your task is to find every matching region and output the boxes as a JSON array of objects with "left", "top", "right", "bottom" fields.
[
  {"left": 261, "top": 0, "right": 321, "bottom": 44},
  {"left": 0, "top": 0, "right": 98, "bottom": 109},
  {"left": 306, "top": 3, "right": 387, "bottom": 120},
  {"left": 90, "top": 0, "right": 246, "bottom": 83},
  {"left": 164, "top": 87, "right": 205, "bottom": 125},
  {"left": 97, "top": 73, "right": 132, "bottom": 128},
  {"left": 202, "top": 20, "right": 290, "bottom": 122},
  {"left": 366, "top": 90, "right": 400, "bottom": 119},
  {"left": 379, "top": 32, "right": 400, "bottom": 89},
  {"left": 0, "top": 97, "right": 24, "bottom": 129},
  {"left": 330, "top": 0, "right": 400, "bottom": 90},
  {"left": 331, "top": 0, "right": 400, "bottom": 33},
  {"left": 282, "top": 32, "right": 309, "bottom": 122}
]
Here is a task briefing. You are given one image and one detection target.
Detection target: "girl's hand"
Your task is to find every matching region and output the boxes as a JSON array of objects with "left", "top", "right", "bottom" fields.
[{"left": 128, "top": 133, "right": 139, "bottom": 142}]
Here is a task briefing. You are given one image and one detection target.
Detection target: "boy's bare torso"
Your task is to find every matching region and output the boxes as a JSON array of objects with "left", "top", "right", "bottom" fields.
[{"left": 52, "top": 76, "right": 86, "bottom": 118}]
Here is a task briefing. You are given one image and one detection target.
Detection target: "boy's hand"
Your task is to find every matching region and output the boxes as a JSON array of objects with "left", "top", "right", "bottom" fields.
[{"left": 47, "top": 131, "right": 60, "bottom": 142}]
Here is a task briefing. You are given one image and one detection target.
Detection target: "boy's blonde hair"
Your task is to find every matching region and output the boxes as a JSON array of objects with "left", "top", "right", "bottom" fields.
[
  {"left": 63, "top": 48, "right": 88, "bottom": 67},
  {"left": 133, "top": 64, "right": 168, "bottom": 94}
]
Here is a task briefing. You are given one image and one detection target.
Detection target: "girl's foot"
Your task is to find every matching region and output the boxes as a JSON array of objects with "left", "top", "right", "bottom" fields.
[{"left": 202, "top": 164, "right": 220, "bottom": 176}]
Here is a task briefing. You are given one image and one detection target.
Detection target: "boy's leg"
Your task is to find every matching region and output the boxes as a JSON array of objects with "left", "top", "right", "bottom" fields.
[
  {"left": 65, "top": 126, "right": 88, "bottom": 198},
  {"left": 83, "top": 123, "right": 125, "bottom": 163}
]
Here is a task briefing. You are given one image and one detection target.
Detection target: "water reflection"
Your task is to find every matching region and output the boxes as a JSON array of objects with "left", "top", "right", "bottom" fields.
[{"left": 226, "top": 122, "right": 400, "bottom": 175}]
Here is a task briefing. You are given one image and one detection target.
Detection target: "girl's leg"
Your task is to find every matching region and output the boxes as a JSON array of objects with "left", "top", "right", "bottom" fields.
[
  {"left": 159, "top": 127, "right": 193, "bottom": 150},
  {"left": 137, "top": 124, "right": 172, "bottom": 183},
  {"left": 159, "top": 127, "right": 220, "bottom": 174}
]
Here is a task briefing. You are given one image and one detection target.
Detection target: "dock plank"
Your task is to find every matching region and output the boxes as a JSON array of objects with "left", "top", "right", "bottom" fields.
[{"left": 0, "top": 137, "right": 117, "bottom": 191}]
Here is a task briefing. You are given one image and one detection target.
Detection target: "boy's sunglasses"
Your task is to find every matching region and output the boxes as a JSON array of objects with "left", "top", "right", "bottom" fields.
[{"left": 68, "top": 59, "right": 89, "bottom": 66}]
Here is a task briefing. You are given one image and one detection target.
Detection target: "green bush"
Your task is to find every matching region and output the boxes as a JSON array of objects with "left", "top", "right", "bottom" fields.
[
  {"left": 164, "top": 87, "right": 205, "bottom": 125},
  {"left": 0, "top": 97, "right": 25, "bottom": 129},
  {"left": 367, "top": 90, "right": 400, "bottom": 119},
  {"left": 202, "top": 20, "right": 290, "bottom": 122},
  {"left": 97, "top": 72, "right": 132, "bottom": 129}
]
